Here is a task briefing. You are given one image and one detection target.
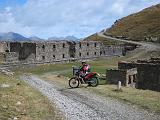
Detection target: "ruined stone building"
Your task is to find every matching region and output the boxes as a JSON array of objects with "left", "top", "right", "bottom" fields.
[
  {"left": 107, "top": 58, "right": 160, "bottom": 92},
  {"left": 0, "top": 41, "right": 124, "bottom": 64},
  {"left": 118, "top": 58, "right": 160, "bottom": 91}
]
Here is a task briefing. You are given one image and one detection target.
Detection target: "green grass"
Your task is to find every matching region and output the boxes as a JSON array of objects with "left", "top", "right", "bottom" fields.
[
  {"left": 15, "top": 62, "right": 77, "bottom": 75},
  {"left": 14, "top": 58, "right": 119, "bottom": 77},
  {"left": 84, "top": 85, "right": 160, "bottom": 113},
  {"left": 0, "top": 74, "right": 62, "bottom": 120}
]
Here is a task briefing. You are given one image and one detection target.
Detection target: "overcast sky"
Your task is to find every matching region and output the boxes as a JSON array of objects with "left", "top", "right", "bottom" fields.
[{"left": 0, "top": 0, "right": 159, "bottom": 39}]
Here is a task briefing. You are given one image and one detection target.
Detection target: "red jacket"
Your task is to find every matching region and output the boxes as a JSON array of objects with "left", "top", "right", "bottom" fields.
[{"left": 80, "top": 64, "right": 90, "bottom": 74}]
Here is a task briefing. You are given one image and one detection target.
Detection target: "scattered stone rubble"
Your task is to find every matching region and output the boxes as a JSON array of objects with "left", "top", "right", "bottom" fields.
[{"left": 0, "top": 67, "right": 14, "bottom": 75}]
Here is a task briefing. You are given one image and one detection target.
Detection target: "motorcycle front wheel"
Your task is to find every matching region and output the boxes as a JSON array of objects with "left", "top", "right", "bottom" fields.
[
  {"left": 69, "top": 77, "right": 80, "bottom": 88},
  {"left": 90, "top": 77, "right": 99, "bottom": 87}
]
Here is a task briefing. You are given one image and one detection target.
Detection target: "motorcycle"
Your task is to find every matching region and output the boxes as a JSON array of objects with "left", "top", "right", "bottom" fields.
[{"left": 69, "top": 68, "right": 99, "bottom": 88}]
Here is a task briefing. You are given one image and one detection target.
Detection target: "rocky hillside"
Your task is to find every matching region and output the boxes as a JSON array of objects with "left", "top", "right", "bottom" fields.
[
  {"left": 84, "top": 4, "right": 160, "bottom": 42},
  {"left": 105, "top": 4, "right": 160, "bottom": 42}
]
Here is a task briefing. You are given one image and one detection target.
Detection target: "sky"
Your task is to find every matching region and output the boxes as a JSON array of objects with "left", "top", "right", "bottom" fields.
[{"left": 0, "top": 0, "right": 159, "bottom": 39}]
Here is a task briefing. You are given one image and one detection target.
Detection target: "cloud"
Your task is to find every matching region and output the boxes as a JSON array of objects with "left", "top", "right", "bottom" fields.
[
  {"left": 111, "top": 0, "right": 130, "bottom": 15},
  {"left": 0, "top": 0, "right": 159, "bottom": 38},
  {"left": 0, "top": 6, "right": 33, "bottom": 37}
]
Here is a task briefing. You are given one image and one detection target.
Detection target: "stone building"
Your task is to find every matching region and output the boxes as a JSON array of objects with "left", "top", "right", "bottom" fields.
[
  {"left": 0, "top": 40, "right": 124, "bottom": 64},
  {"left": 118, "top": 58, "right": 160, "bottom": 91}
]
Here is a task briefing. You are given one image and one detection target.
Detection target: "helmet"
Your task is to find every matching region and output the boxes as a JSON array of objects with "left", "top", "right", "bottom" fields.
[{"left": 81, "top": 60, "right": 86, "bottom": 64}]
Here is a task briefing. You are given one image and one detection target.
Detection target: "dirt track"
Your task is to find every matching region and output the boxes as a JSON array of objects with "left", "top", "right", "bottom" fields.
[
  {"left": 97, "top": 32, "right": 160, "bottom": 51},
  {"left": 97, "top": 32, "right": 160, "bottom": 59},
  {"left": 21, "top": 74, "right": 160, "bottom": 120}
]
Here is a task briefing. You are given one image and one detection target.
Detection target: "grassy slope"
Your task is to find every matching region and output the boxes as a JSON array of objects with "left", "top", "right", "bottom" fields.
[
  {"left": 0, "top": 74, "right": 62, "bottom": 120},
  {"left": 84, "top": 4, "right": 160, "bottom": 42},
  {"left": 83, "top": 33, "right": 121, "bottom": 45},
  {"left": 86, "top": 85, "right": 160, "bottom": 113},
  {"left": 106, "top": 4, "right": 160, "bottom": 41}
]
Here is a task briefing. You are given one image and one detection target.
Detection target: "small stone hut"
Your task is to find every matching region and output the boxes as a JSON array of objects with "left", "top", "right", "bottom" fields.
[{"left": 118, "top": 58, "right": 160, "bottom": 91}]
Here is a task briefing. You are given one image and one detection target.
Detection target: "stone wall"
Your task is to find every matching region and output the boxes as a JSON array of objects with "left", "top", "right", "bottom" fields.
[
  {"left": 68, "top": 41, "right": 76, "bottom": 59},
  {"left": 106, "top": 69, "right": 127, "bottom": 85},
  {"left": 36, "top": 41, "right": 71, "bottom": 63},
  {"left": 35, "top": 40, "right": 123, "bottom": 63},
  {"left": 0, "top": 42, "right": 5, "bottom": 52},
  {"left": 136, "top": 63, "right": 160, "bottom": 91},
  {"left": 118, "top": 61, "right": 136, "bottom": 69},
  {"left": 0, "top": 42, "right": 10, "bottom": 63},
  {"left": 0, "top": 53, "right": 5, "bottom": 63},
  {"left": 5, "top": 52, "right": 19, "bottom": 63},
  {"left": 0, "top": 40, "right": 124, "bottom": 64},
  {"left": 0, "top": 42, "right": 9, "bottom": 52},
  {"left": 101, "top": 45, "right": 123, "bottom": 57},
  {"left": 10, "top": 42, "right": 36, "bottom": 62},
  {"left": 106, "top": 68, "right": 137, "bottom": 86},
  {"left": 75, "top": 41, "right": 102, "bottom": 59},
  {"left": 75, "top": 41, "right": 123, "bottom": 60}
]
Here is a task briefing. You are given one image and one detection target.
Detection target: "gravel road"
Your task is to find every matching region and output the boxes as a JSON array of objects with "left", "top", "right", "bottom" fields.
[
  {"left": 97, "top": 32, "right": 160, "bottom": 51},
  {"left": 21, "top": 75, "right": 160, "bottom": 120}
]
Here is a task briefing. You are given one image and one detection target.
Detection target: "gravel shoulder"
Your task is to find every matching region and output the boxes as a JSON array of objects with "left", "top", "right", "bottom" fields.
[{"left": 21, "top": 74, "right": 160, "bottom": 120}]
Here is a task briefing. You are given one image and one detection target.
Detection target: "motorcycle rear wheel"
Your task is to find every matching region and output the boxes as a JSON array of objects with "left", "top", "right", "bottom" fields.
[
  {"left": 69, "top": 77, "right": 79, "bottom": 88},
  {"left": 90, "top": 77, "right": 99, "bottom": 87}
]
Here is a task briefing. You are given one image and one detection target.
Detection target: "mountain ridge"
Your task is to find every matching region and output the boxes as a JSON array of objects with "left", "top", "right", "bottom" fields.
[
  {"left": 0, "top": 32, "right": 29, "bottom": 41},
  {"left": 0, "top": 32, "right": 79, "bottom": 41}
]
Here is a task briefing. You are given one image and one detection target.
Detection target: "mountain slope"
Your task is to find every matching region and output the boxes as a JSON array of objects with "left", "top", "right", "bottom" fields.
[
  {"left": 84, "top": 4, "right": 160, "bottom": 42},
  {"left": 84, "top": 33, "right": 121, "bottom": 45},
  {"left": 105, "top": 4, "right": 160, "bottom": 41},
  {"left": 0, "top": 32, "right": 29, "bottom": 41}
]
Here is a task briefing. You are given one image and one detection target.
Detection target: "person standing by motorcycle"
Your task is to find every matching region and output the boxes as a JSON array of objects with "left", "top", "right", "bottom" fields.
[{"left": 79, "top": 61, "right": 91, "bottom": 78}]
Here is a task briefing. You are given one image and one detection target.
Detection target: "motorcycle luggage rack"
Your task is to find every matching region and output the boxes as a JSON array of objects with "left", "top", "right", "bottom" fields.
[{"left": 72, "top": 66, "right": 80, "bottom": 76}]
